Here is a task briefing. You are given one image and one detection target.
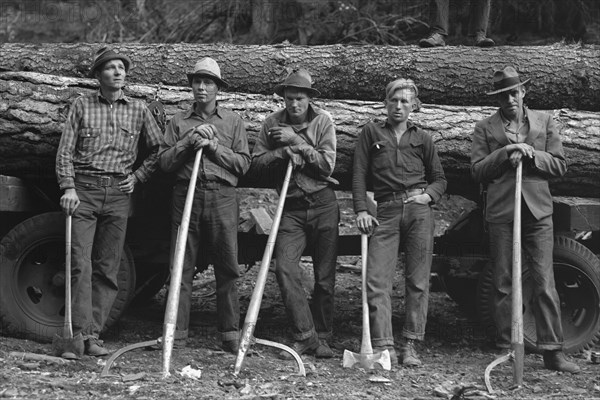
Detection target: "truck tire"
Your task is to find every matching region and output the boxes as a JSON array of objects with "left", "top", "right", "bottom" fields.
[
  {"left": 478, "top": 235, "right": 600, "bottom": 353},
  {"left": 0, "top": 212, "right": 136, "bottom": 342}
]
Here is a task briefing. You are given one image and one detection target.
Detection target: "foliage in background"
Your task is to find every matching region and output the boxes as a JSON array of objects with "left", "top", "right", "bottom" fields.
[{"left": 0, "top": 0, "right": 598, "bottom": 45}]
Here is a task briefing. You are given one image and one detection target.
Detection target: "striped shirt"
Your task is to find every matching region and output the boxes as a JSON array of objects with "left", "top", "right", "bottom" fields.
[{"left": 56, "top": 91, "right": 163, "bottom": 190}]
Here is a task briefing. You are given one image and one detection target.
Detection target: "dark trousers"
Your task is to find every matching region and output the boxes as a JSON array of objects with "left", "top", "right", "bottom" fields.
[
  {"left": 71, "top": 184, "right": 130, "bottom": 339},
  {"left": 170, "top": 182, "right": 240, "bottom": 342},
  {"left": 367, "top": 200, "right": 434, "bottom": 347},
  {"left": 430, "top": 0, "right": 491, "bottom": 36},
  {"left": 274, "top": 187, "right": 339, "bottom": 341},
  {"left": 488, "top": 205, "right": 563, "bottom": 350}
]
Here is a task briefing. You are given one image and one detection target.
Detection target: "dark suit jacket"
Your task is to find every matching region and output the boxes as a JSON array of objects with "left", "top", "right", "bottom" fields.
[{"left": 471, "top": 108, "right": 567, "bottom": 223}]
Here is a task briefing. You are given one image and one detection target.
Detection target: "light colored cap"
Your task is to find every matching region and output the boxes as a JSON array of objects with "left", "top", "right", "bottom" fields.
[{"left": 187, "top": 57, "right": 229, "bottom": 88}]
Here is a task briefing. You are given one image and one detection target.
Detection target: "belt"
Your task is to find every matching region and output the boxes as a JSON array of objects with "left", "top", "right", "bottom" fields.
[
  {"left": 176, "top": 179, "right": 223, "bottom": 190},
  {"left": 75, "top": 173, "right": 125, "bottom": 188},
  {"left": 375, "top": 188, "right": 425, "bottom": 203}
]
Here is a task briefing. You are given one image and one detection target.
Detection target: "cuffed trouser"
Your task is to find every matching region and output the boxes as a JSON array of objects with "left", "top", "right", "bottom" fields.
[
  {"left": 429, "top": 0, "right": 491, "bottom": 36},
  {"left": 274, "top": 187, "right": 339, "bottom": 342},
  {"left": 367, "top": 199, "right": 434, "bottom": 348},
  {"left": 488, "top": 204, "right": 563, "bottom": 350},
  {"left": 170, "top": 182, "right": 240, "bottom": 342},
  {"left": 71, "top": 184, "right": 130, "bottom": 339}
]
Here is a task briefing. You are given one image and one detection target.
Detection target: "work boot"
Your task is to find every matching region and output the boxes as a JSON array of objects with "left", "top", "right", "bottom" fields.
[
  {"left": 374, "top": 346, "right": 398, "bottom": 365},
  {"left": 474, "top": 33, "right": 495, "bottom": 47},
  {"left": 315, "top": 339, "right": 334, "bottom": 358},
  {"left": 401, "top": 339, "right": 422, "bottom": 367},
  {"left": 279, "top": 334, "right": 320, "bottom": 360},
  {"left": 543, "top": 350, "right": 580, "bottom": 374},
  {"left": 221, "top": 339, "right": 239, "bottom": 354},
  {"left": 85, "top": 337, "right": 109, "bottom": 357},
  {"left": 419, "top": 33, "right": 445, "bottom": 48}
]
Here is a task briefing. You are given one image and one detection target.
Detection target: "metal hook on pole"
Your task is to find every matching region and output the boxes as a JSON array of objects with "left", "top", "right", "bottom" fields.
[{"left": 233, "top": 160, "right": 305, "bottom": 377}]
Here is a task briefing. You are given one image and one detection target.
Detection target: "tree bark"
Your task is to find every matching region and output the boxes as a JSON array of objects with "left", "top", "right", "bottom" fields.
[
  {"left": 1, "top": 72, "right": 598, "bottom": 198},
  {"left": 0, "top": 43, "right": 598, "bottom": 111}
]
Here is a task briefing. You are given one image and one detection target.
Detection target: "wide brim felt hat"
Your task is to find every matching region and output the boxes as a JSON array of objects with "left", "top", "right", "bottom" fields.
[
  {"left": 486, "top": 66, "right": 530, "bottom": 95},
  {"left": 89, "top": 47, "right": 132, "bottom": 78},
  {"left": 273, "top": 69, "right": 321, "bottom": 97},
  {"left": 186, "top": 57, "right": 229, "bottom": 88}
]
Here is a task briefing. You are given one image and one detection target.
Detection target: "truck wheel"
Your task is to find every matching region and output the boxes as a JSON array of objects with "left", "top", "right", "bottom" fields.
[
  {"left": 0, "top": 212, "right": 136, "bottom": 342},
  {"left": 478, "top": 235, "right": 600, "bottom": 353}
]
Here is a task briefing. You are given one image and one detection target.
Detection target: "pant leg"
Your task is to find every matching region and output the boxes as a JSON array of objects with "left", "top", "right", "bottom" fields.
[
  {"left": 488, "top": 220, "right": 513, "bottom": 347},
  {"left": 170, "top": 182, "right": 202, "bottom": 339},
  {"left": 306, "top": 188, "right": 339, "bottom": 340},
  {"left": 430, "top": 0, "right": 450, "bottom": 35},
  {"left": 400, "top": 202, "right": 434, "bottom": 340},
  {"left": 469, "top": 0, "right": 491, "bottom": 36},
  {"left": 367, "top": 200, "right": 402, "bottom": 348},
  {"left": 90, "top": 187, "right": 130, "bottom": 337},
  {"left": 521, "top": 208, "right": 563, "bottom": 350},
  {"left": 203, "top": 186, "right": 241, "bottom": 342},
  {"left": 275, "top": 208, "right": 316, "bottom": 341},
  {"left": 70, "top": 184, "right": 100, "bottom": 338}
]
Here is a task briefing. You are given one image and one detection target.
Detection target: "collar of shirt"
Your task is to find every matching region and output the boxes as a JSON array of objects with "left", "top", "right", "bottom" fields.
[
  {"left": 379, "top": 119, "right": 418, "bottom": 134},
  {"left": 182, "top": 102, "right": 224, "bottom": 120},
  {"left": 500, "top": 107, "right": 529, "bottom": 143},
  {"left": 96, "top": 90, "right": 130, "bottom": 104},
  {"left": 276, "top": 104, "right": 319, "bottom": 129}
]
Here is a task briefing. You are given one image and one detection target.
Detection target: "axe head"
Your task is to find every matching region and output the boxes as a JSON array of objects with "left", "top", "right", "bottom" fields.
[{"left": 342, "top": 348, "right": 391, "bottom": 370}]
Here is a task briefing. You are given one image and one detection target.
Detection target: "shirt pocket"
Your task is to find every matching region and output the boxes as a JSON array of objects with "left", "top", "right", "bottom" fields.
[
  {"left": 401, "top": 140, "right": 424, "bottom": 174},
  {"left": 120, "top": 124, "right": 140, "bottom": 153},
  {"left": 77, "top": 127, "right": 101, "bottom": 152},
  {"left": 370, "top": 140, "right": 391, "bottom": 172}
]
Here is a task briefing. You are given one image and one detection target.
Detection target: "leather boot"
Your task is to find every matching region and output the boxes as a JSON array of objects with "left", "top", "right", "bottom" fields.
[{"left": 543, "top": 350, "right": 580, "bottom": 374}]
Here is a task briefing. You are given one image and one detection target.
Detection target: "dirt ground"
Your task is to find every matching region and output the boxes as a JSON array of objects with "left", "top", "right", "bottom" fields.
[{"left": 1, "top": 194, "right": 599, "bottom": 399}]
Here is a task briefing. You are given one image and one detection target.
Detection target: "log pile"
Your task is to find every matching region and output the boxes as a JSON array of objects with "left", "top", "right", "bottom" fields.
[{"left": 1, "top": 71, "right": 598, "bottom": 198}]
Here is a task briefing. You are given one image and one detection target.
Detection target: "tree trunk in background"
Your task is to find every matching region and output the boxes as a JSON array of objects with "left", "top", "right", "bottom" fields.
[
  {"left": 0, "top": 43, "right": 598, "bottom": 111},
  {"left": 2, "top": 72, "right": 598, "bottom": 199},
  {"left": 249, "top": 0, "right": 277, "bottom": 43}
]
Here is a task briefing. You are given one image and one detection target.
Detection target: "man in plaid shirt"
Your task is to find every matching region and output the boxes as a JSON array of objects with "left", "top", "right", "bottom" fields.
[{"left": 55, "top": 47, "right": 162, "bottom": 357}]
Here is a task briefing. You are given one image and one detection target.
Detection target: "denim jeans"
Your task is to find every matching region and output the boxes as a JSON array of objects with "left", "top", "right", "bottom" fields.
[
  {"left": 71, "top": 183, "right": 130, "bottom": 339},
  {"left": 367, "top": 199, "right": 434, "bottom": 347},
  {"left": 275, "top": 187, "right": 339, "bottom": 341},
  {"left": 430, "top": 0, "right": 491, "bottom": 36},
  {"left": 488, "top": 205, "right": 563, "bottom": 350},
  {"left": 171, "top": 182, "right": 240, "bottom": 342}
]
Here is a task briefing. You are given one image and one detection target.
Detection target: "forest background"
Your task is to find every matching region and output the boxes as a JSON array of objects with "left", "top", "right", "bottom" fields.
[{"left": 1, "top": 0, "right": 599, "bottom": 46}]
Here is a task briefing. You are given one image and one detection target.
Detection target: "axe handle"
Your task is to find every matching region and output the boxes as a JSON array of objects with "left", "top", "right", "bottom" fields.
[
  {"left": 162, "top": 148, "right": 203, "bottom": 377},
  {"left": 234, "top": 160, "right": 293, "bottom": 375},
  {"left": 64, "top": 214, "right": 73, "bottom": 339},
  {"left": 359, "top": 233, "right": 374, "bottom": 354},
  {"left": 511, "top": 160, "right": 524, "bottom": 385}
]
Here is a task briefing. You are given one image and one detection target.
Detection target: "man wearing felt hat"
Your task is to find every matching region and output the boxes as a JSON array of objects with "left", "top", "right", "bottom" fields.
[
  {"left": 471, "top": 66, "right": 579, "bottom": 373},
  {"left": 56, "top": 47, "right": 163, "bottom": 357},
  {"left": 352, "top": 78, "right": 446, "bottom": 367},
  {"left": 158, "top": 57, "right": 250, "bottom": 353},
  {"left": 251, "top": 69, "right": 339, "bottom": 359}
]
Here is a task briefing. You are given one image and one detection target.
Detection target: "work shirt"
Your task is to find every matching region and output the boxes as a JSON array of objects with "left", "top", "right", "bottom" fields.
[
  {"left": 56, "top": 91, "right": 163, "bottom": 190},
  {"left": 252, "top": 104, "right": 338, "bottom": 196},
  {"left": 352, "top": 120, "right": 447, "bottom": 213},
  {"left": 158, "top": 104, "right": 250, "bottom": 186}
]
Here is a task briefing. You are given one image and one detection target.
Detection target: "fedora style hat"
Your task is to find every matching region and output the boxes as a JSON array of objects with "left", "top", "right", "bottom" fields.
[
  {"left": 273, "top": 69, "right": 321, "bottom": 97},
  {"left": 89, "top": 47, "right": 132, "bottom": 78},
  {"left": 187, "top": 57, "right": 229, "bottom": 88},
  {"left": 486, "top": 66, "right": 530, "bottom": 95}
]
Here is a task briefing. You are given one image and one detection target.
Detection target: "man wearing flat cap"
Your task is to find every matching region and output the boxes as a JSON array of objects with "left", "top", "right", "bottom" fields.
[
  {"left": 352, "top": 78, "right": 446, "bottom": 367},
  {"left": 56, "top": 47, "right": 163, "bottom": 356},
  {"left": 251, "top": 69, "right": 339, "bottom": 359},
  {"left": 471, "top": 66, "right": 579, "bottom": 373},
  {"left": 158, "top": 57, "right": 250, "bottom": 353}
]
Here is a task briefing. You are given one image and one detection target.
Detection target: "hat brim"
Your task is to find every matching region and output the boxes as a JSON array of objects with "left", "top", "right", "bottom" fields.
[
  {"left": 274, "top": 84, "right": 321, "bottom": 98},
  {"left": 89, "top": 54, "right": 132, "bottom": 78},
  {"left": 187, "top": 73, "right": 229, "bottom": 89},
  {"left": 486, "top": 78, "right": 530, "bottom": 95}
]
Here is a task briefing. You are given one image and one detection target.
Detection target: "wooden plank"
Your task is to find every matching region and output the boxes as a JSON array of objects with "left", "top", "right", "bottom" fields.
[
  {"left": 553, "top": 196, "right": 600, "bottom": 232},
  {"left": 249, "top": 207, "right": 273, "bottom": 235}
]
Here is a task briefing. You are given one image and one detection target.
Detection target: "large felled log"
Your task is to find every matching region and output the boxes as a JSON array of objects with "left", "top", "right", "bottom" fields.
[
  {"left": 1, "top": 72, "right": 598, "bottom": 198},
  {"left": 0, "top": 43, "right": 598, "bottom": 111}
]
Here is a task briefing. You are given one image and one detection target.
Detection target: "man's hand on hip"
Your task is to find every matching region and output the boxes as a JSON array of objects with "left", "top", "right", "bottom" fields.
[{"left": 118, "top": 174, "right": 138, "bottom": 194}]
